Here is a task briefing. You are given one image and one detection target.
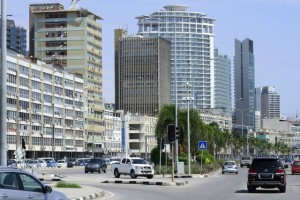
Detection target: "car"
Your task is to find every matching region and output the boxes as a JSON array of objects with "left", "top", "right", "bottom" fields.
[
  {"left": 45, "top": 160, "right": 57, "bottom": 168},
  {"left": 7, "top": 159, "right": 17, "bottom": 167},
  {"left": 0, "top": 166, "right": 68, "bottom": 200},
  {"left": 56, "top": 160, "right": 67, "bottom": 168},
  {"left": 37, "top": 159, "right": 47, "bottom": 168},
  {"left": 26, "top": 160, "right": 40, "bottom": 168},
  {"left": 240, "top": 156, "right": 252, "bottom": 167},
  {"left": 247, "top": 157, "right": 287, "bottom": 193},
  {"left": 76, "top": 159, "right": 87, "bottom": 166},
  {"left": 222, "top": 161, "right": 238, "bottom": 174},
  {"left": 291, "top": 160, "right": 300, "bottom": 175},
  {"left": 85, "top": 158, "right": 107, "bottom": 173},
  {"left": 66, "top": 158, "right": 77, "bottom": 168},
  {"left": 285, "top": 157, "right": 293, "bottom": 163}
]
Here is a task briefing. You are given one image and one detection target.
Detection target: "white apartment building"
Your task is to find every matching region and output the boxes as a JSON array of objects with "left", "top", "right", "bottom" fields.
[{"left": 6, "top": 50, "right": 84, "bottom": 159}]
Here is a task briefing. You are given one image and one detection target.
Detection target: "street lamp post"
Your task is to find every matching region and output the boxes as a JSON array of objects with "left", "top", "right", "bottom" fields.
[{"left": 183, "top": 82, "right": 194, "bottom": 175}]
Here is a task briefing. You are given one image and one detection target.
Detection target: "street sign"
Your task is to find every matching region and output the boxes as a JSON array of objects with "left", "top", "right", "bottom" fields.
[{"left": 198, "top": 141, "right": 207, "bottom": 150}]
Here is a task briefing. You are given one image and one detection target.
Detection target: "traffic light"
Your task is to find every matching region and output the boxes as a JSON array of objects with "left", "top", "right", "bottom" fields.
[
  {"left": 175, "top": 126, "right": 179, "bottom": 140},
  {"left": 167, "top": 124, "right": 176, "bottom": 142},
  {"left": 22, "top": 138, "right": 26, "bottom": 149}
]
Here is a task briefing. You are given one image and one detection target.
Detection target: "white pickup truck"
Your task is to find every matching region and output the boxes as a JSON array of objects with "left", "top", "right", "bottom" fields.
[{"left": 112, "top": 157, "right": 154, "bottom": 179}]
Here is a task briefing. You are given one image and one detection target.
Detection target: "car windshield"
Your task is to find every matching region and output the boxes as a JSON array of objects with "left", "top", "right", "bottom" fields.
[
  {"left": 131, "top": 159, "right": 147, "bottom": 164},
  {"left": 294, "top": 161, "right": 300, "bottom": 166},
  {"left": 241, "top": 157, "right": 250, "bottom": 160},
  {"left": 224, "top": 162, "right": 235, "bottom": 165},
  {"left": 89, "top": 159, "right": 101, "bottom": 163}
]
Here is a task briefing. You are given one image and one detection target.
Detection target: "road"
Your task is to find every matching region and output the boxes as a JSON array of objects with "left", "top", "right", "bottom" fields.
[{"left": 37, "top": 165, "right": 300, "bottom": 200}]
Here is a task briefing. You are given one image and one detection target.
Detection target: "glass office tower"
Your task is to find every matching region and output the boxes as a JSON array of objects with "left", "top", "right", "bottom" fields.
[{"left": 136, "top": 5, "right": 215, "bottom": 109}]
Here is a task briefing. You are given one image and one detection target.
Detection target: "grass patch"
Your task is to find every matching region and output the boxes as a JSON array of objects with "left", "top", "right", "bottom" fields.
[{"left": 55, "top": 181, "right": 81, "bottom": 188}]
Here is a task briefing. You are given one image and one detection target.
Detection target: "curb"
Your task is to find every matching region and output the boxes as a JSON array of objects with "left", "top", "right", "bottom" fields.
[
  {"left": 102, "top": 180, "right": 187, "bottom": 186},
  {"left": 70, "top": 190, "right": 105, "bottom": 200}
]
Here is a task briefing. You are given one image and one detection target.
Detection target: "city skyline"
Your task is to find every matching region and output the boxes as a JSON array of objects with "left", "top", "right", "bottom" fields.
[{"left": 4, "top": 0, "right": 300, "bottom": 117}]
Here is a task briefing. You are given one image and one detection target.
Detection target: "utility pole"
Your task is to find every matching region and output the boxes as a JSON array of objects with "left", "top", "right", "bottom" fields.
[{"left": 0, "top": 0, "right": 7, "bottom": 165}]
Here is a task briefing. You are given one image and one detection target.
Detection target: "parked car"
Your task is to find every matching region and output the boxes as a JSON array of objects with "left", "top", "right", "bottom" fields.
[
  {"left": 66, "top": 158, "right": 77, "bottom": 168},
  {"left": 247, "top": 157, "right": 287, "bottom": 193},
  {"left": 76, "top": 159, "right": 87, "bottom": 166},
  {"left": 291, "top": 160, "right": 300, "bottom": 175},
  {"left": 0, "top": 166, "right": 68, "bottom": 200},
  {"left": 45, "top": 160, "right": 57, "bottom": 168},
  {"left": 37, "top": 159, "right": 47, "bottom": 168},
  {"left": 56, "top": 160, "right": 68, "bottom": 168},
  {"left": 85, "top": 158, "right": 107, "bottom": 173},
  {"left": 222, "top": 161, "right": 238, "bottom": 174},
  {"left": 7, "top": 159, "right": 17, "bottom": 167},
  {"left": 26, "top": 160, "right": 40, "bottom": 168}
]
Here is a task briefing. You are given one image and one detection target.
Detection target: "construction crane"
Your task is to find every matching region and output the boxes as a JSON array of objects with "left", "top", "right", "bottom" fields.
[{"left": 68, "top": 0, "right": 80, "bottom": 10}]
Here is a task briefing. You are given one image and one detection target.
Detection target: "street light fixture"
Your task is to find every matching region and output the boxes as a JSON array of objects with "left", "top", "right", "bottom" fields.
[{"left": 183, "top": 82, "right": 194, "bottom": 175}]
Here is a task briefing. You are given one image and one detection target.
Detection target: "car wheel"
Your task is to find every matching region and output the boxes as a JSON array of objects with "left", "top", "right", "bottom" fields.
[
  {"left": 222, "top": 171, "right": 224, "bottom": 174},
  {"left": 147, "top": 175, "right": 153, "bottom": 179},
  {"left": 130, "top": 170, "right": 137, "bottom": 179},
  {"left": 103, "top": 169, "right": 106, "bottom": 173},
  {"left": 85, "top": 170, "right": 88, "bottom": 173},
  {"left": 114, "top": 169, "right": 120, "bottom": 178},
  {"left": 241, "top": 165, "right": 243, "bottom": 168},
  {"left": 247, "top": 186, "right": 256, "bottom": 193},
  {"left": 279, "top": 185, "right": 286, "bottom": 193},
  {"left": 236, "top": 171, "right": 238, "bottom": 174}
]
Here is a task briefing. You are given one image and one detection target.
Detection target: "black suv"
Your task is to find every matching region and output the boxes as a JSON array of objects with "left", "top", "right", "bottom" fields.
[{"left": 247, "top": 157, "right": 287, "bottom": 193}]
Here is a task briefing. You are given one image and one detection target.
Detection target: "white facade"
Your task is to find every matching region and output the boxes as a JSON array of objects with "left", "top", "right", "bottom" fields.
[
  {"left": 137, "top": 5, "right": 215, "bottom": 109},
  {"left": 128, "top": 114, "right": 157, "bottom": 158},
  {"left": 199, "top": 109, "right": 232, "bottom": 131},
  {"left": 6, "top": 50, "right": 84, "bottom": 159}
]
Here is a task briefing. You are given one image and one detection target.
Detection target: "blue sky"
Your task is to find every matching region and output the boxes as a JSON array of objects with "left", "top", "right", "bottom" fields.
[{"left": 5, "top": 0, "right": 300, "bottom": 117}]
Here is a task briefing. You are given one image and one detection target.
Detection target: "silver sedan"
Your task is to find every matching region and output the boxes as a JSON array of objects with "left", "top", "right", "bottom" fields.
[{"left": 222, "top": 161, "right": 238, "bottom": 174}]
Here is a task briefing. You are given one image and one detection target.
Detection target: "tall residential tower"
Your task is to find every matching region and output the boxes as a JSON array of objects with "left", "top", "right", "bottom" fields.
[
  {"left": 214, "top": 48, "right": 231, "bottom": 115},
  {"left": 29, "top": 2, "right": 104, "bottom": 155},
  {"left": 136, "top": 5, "right": 215, "bottom": 109}
]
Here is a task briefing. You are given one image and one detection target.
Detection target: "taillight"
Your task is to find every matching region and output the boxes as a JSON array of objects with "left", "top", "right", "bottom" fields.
[
  {"left": 248, "top": 169, "right": 257, "bottom": 175},
  {"left": 275, "top": 169, "right": 285, "bottom": 175}
]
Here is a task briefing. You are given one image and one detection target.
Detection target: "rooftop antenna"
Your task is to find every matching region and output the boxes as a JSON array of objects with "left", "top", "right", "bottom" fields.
[{"left": 68, "top": 0, "right": 80, "bottom": 10}]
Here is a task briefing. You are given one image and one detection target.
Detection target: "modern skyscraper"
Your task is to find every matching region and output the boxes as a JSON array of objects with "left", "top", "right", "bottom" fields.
[
  {"left": 29, "top": 2, "right": 104, "bottom": 155},
  {"left": 115, "top": 29, "right": 171, "bottom": 116},
  {"left": 234, "top": 38, "right": 255, "bottom": 130},
  {"left": 0, "top": 19, "right": 27, "bottom": 55},
  {"left": 257, "top": 86, "right": 281, "bottom": 119},
  {"left": 214, "top": 48, "right": 231, "bottom": 115},
  {"left": 136, "top": 5, "right": 215, "bottom": 109}
]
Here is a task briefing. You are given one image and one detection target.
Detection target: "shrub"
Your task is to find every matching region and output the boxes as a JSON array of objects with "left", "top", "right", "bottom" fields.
[{"left": 55, "top": 182, "right": 81, "bottom": 188}]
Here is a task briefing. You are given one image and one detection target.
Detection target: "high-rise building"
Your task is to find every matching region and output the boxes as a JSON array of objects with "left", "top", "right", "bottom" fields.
[
  {"left": 257, "top": 86, "right": 281, "bottom": 120},
  {"left": 29, "top": 2, "right": 104, "bottom": 154},
  {"left": 115, "top": 29, "right": 171, "bottom": 116},
  {"left": 234, "top": 38, "right": 255, "bottom": 131},
  {"left": 0, "top": 19, "right": 27, "bottom": 55},
  {"left": 214, "top": 48, "right": 231, "bottom": 115},
  {"left": 136, "top": 5, "right": 215, "bottom": 109}
]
